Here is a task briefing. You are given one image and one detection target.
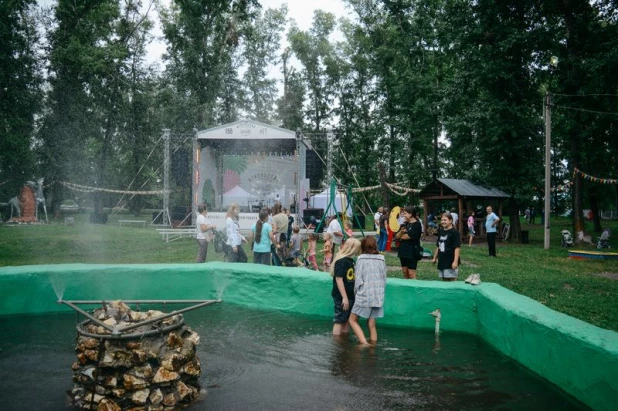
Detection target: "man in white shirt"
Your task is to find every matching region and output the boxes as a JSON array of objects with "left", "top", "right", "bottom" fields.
[
  {"left": 374, "top": 206, "right": 383, "bottom": 232},
  {"left": 327, "top": 212, "right": 344, "bottom": 252}
]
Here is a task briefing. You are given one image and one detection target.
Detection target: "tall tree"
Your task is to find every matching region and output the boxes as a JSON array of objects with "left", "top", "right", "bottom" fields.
[
  {"left": 242, "top": 5, "right": 287, "bottom": 123},
  {"left": 0, "top": 0, "right": 41, "bottom": 200},
  {"left": 160, "top": 0, "right": 259, "bottom": 130}
]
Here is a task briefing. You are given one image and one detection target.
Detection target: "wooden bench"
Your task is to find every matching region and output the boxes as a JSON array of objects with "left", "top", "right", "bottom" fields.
[
  {"left": 156, "top": 228, "right": 197, "bottom": 243},
  {"left": 119, "top": 220, "right": 146, "bottom": 227}
]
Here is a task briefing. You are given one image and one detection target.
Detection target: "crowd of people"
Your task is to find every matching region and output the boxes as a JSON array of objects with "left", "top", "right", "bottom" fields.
[{"left": 195, "top": 201, "right": 504, "bottom": 344}]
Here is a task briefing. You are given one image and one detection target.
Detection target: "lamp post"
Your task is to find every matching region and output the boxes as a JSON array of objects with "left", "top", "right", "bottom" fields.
[{"left": 544, "top": 56, "right": 558, "bottom": 250}]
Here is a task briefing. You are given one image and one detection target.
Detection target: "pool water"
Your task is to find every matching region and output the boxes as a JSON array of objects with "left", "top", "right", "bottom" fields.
[{"left": 0, "top": 304, "right": 587, "bottom": 410}]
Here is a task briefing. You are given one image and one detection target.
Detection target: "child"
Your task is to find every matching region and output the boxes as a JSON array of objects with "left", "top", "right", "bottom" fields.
[
  {"left": 467, "top": 210, "right": 475, "bottom": 247},
  {"left": 289, "top": 225, "right": 303, "bottom": 266},
  {"left": 432, "top": 212, "right": 461, "bottom": 282},
  {"left": 344, "top": 220, "right": 354, "bottom": 241},
  {"left": 322, "top": 232, "right": 333, "bottom": 272},
  {"left": 330, "top": 238, "right": 362, "bottom": 336},
  {"left": 349, "top": 236, "right": 386, "bottom": 345},
  {"left": 307, "top": 233, "right": 319, "bottom": 270}
]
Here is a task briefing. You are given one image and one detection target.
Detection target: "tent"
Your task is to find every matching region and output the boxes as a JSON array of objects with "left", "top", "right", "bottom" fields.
[
  {"left": 310, "top": 189, "right": 352, "bottom": 216},
  {"left": 222, "top": 185, "right": 258, "bottom": 208}
]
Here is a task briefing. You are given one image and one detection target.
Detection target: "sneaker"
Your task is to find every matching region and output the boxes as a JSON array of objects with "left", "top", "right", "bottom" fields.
[
  {"left": 470, "top": 274, "right": 481, "bottom": 286},
  {"left": 464, "top": 274, "right": 474, "bottom": 284}
]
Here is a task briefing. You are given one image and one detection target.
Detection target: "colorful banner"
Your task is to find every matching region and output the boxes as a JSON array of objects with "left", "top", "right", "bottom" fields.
[{"left": 573, "top": 168, "right": 618, "bottom": 185}]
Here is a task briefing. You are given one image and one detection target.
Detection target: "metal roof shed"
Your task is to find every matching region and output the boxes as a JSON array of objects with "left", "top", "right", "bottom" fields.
[{"left": 418, "top": 179, "right": 510, "bottom": 238}]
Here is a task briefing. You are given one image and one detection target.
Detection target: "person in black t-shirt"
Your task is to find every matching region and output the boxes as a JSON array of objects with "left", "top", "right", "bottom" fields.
[
  {"left": 432, "top": 212, "right": 461, "bottom": 282},
  {"left": 330, "top": 238, "right": 361, "bottom": 335},
  {"left": 395, "top": 206, "right": 423, "bottom": 279}
]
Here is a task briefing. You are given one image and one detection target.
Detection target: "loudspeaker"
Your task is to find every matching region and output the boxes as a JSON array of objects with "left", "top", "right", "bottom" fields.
[
  {"left": 303, "top": 208, "right": 323, "bottom": 219},
  {"left": 352, "top": 215, "right": 366, "bottom": 229}
]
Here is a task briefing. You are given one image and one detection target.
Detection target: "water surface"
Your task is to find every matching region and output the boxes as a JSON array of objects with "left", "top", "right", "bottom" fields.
[{"left": 0, "top": 304, "right": 587, "bottom": 410}]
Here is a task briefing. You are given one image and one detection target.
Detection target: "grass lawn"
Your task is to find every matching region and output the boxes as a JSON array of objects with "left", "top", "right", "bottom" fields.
[{"left": 1, "top": 212, "right": 617, "bottom": 332}]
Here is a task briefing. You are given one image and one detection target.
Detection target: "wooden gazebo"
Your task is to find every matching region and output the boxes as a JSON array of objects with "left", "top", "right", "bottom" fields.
[{"left": 418, "top": 179, "right": 510, "bottom": 240}]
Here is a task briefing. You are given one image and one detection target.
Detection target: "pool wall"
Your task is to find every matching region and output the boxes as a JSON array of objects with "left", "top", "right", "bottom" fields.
[{"left": 0, "top": 263, "right": 616, "bottom": 411}]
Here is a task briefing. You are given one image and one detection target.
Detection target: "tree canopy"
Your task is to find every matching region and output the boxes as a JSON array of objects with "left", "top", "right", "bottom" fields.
[{"left": 2, "top": 0, "right": 618, "bottom": 233}]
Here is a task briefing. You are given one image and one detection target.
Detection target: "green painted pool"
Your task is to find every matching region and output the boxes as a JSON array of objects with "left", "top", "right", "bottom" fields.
[{"left": 0, "top": 304, "right": 586, "bottom": 410}]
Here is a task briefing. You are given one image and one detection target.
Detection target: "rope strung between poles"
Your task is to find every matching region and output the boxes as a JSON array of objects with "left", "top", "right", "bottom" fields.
[{"left": 59, "top": 181, "right": 168, "bottom": 195}]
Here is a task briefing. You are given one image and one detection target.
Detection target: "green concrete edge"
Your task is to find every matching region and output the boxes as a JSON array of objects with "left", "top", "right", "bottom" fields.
[{"left": 0, "top": 263, "right": 616, "bottom": 410}]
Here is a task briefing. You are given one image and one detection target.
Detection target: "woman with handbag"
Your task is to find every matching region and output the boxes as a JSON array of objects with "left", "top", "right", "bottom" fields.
[
  {"left": 196, "top": 203, "right": 216, "bottom": 263},
  {"left": 395, "top": 206, "right": 423, "bottom": 279}
]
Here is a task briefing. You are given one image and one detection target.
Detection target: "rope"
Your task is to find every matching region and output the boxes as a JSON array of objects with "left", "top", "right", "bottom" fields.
[
  {"left": 59, "top": 181, "right": 168, "bottom": 195},
  {"left": 337, "top": 146, "right": 374, "bottom": 213}
]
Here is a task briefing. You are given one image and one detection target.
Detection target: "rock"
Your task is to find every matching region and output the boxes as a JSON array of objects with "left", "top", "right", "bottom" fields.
[
  {"left": 100, "top": 348, "right": 134, "bottom": 368},
  {"left": 183, "top": 330, "right": 200, "bottom": 346},
  {"left": 80, "top": 366, "right": 96, "bottom": 380},
  {"left": 131, "top": 349, "right": 148, "bottom": 364},
  {"left": 166, "top": 332, "right": 183, "bottom": 349},
  {"left": 111, "top": 388, "right": 126, "bottom": 398},
  {"left": 126, "top": 341, "right": 141, "bottom": 350},
  {"left": 97, "top": 398, "right": 121, "bottom": 411},
  {"left": 77, "top": 353, "right": 88, "bottom": 365},
  {"left": 102, "top": 375, "right": 117, "bottom": 388},
  {"left": 181, "top": 358, "right": 201, "bottom": 376},
  {"left": 103, "top": 318, "right": 117, "bottom": 327},
  {"left": 162, "top": 393, "right": 177, "bottom": 407},
  {"left": 161, "top": 353, "right": 183, "bottom": 371},
  {"left": 84, "top": 349, "right": 99, "bottom": 361},
  {"left": 84, "top": 392, "right": 105, "bottom": 404},
  {"left": 123, "top": 374, "right": 149, "bottom": 390},
  {"left": 84, "top": 338, "right": 100, "bottom": 349},
  {"left": 149, "top": 388, "right": 163, "bottom": 405},
  {"left": 152, "top": 367, "right": 180, "bottom": 383},
  {"left": 176, "top": 381, "right": 191, "bottom": 401},
  {"left": 131, "top": 388, "right": 150, "bottom": 405},
  {"left": 127, "top": 363, "right": 153, "bottom": 379}
]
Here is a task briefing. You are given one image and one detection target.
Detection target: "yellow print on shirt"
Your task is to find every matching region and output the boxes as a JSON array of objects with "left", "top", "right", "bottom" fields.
[{"left": 346, "top": 267, "right": 355, "bottom": 281}]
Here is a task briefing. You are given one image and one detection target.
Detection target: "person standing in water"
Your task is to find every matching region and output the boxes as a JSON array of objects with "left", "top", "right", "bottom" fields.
[
  {"left": 349, "top": 236, "right": 386, "bottom": 345},
  {"left": 432, "top": 212, "right": 461, "bottom": 281},
  {"left": 330, "top": 238, "right": 361, "bottom": 336}
]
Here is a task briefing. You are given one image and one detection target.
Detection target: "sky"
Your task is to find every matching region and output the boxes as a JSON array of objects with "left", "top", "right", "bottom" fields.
[{"left": 146, "top": 0, "right": 351, "bottom": 64}]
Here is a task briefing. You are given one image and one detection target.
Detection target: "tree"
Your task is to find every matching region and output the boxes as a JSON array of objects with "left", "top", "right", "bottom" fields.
[
  {"left": 160, "top": 0, "right": 260, "bottom": 130},
  {"left": 0, "top": 0, "right": 41, "bottom": 201},
  {"left": 242, "top": 5, "right": 287, "bottom": 123}
]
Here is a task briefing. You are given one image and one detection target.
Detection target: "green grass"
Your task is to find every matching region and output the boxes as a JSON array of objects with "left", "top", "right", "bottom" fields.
[{"left": 1, "top": 213, "right": 618, "bottom": 332}]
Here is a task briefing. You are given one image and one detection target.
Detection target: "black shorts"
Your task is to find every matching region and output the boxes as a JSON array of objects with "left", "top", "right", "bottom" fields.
[
  {"left": 400, "top": 257, "right": 418, "bottom": 270},
  {"left": 332, "top": 296, "right": 354, "bottom": 323}
]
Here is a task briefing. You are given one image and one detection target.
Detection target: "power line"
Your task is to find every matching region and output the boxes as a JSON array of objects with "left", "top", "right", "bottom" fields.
[
  {"left": 552, "top": 104, "right": 618, "bottom": 116},
  {"left": 554, "top": 93, "right": 618, "bottom": 98}
]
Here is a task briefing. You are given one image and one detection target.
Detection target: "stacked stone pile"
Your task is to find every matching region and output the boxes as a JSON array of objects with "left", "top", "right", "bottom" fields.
[{"left": 70, "top": 301, "right": 203, "bottom": 410}]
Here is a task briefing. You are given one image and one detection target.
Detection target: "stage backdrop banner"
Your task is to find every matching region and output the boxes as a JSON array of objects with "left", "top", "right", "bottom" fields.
[{"left": 203, "top": 212, "right": 259, "bottom": 233}]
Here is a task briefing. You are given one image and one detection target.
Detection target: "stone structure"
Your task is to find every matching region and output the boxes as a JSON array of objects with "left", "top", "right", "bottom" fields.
[{"left": 69, "top": 301, "right": 203, "bottom": 410}]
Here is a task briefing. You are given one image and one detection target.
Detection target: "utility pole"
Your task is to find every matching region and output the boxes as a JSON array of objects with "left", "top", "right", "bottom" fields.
[
  {"left": 544, "top": 91, "right": 551, "bottom": 250},
  {"left": 162, "top": 129, "right": 171, "bottom": 227},
  {"left": 544, "top": 56, "right": 558, "bottom": 250}
]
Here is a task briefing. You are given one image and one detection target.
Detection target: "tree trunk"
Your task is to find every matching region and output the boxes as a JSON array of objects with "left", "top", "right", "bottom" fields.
[{"left": 588, "top": 186, "right": 602, "bottom": 233}]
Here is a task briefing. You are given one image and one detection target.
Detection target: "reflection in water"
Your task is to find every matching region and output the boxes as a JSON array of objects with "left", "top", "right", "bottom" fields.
[{"left": 0, "top": 305, "right": 587, "bottom": 411}]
